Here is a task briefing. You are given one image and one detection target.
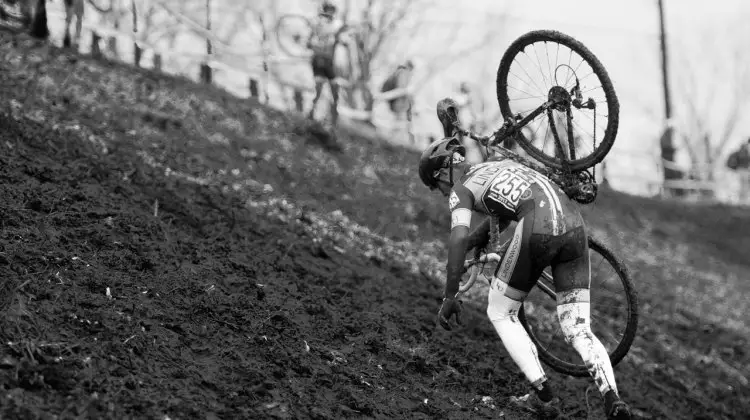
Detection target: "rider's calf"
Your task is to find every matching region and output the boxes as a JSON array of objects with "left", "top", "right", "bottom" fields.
[
  {"left": 486, "top": 278, "right": 548, "bottom": 389},
  {"left": 557, "top": 288, "right": 619, "bottom": 396}
]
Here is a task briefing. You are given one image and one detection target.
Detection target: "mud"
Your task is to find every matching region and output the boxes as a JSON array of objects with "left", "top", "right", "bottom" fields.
[
  {"left": 0, "top": 114, "right": 543, "bottom": 419},
  {"left": 1, "top": 29, "right": 748, "bottom": 420}
]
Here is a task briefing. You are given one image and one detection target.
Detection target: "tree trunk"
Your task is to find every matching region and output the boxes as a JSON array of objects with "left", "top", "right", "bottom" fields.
[
  {"left": 657, "top": 0, "right": 683, "bottom": 196},
  {"left": 91, "top": 32, "right": 102, "bottom": 57},
  {"left": 109, "top": 22, "right": 119, "bottom": 58},
  {"left": 30, "top": 0, "right": 49, "bottom": 39}
]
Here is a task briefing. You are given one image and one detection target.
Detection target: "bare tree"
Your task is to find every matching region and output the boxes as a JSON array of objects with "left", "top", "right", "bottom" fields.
[
  {"left": 339, "top": 0, "right": 420, "bottom": 121},
  {"left": 670, "top": 25, "right": 750, "bottom": 196}
]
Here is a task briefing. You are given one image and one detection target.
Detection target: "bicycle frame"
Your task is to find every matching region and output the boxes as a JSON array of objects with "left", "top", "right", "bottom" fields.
[
  {"left": 445, "top": 78, "right": 598, "bottom": 166},
  {"left": 447, "top": 113, "right": 600, "bottom": 205}
]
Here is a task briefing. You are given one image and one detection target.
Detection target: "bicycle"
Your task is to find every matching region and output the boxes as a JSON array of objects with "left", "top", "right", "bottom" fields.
[
  {"left": 438, "top": 30, "right": 637, "bottom": 376},
  {"left": 440, "top": 29, "right": 620, "bottom": 204}
]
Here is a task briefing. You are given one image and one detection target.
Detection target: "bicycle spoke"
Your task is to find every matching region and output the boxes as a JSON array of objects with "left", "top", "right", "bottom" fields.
[
  {"left": 529, "top": 120, "right": 545, "bottom": 144},
  {"left": 529, "top": 45, "right": 552, "bottom": 90},
  {"left": 574, "top": 109, "right": 609, "bottom": 146},
  {"left": 579, "top": 85, "right": 604, "bottom": 95},
  {"left": 509, "top": 95, "right": 549, "bottom": 101},
  {"left": 571, "top": 119, "right": 595, "bottom": 149},
  {"left": 500, "top": 32, "right": 619, "bottom": 171},
  {"left": 507, "top": 83, "right": 546, "bottom": 100},
  {"left": 512, "top": 57, "right": 547, "bottom": 96},
  {"left": 563, "top": 56, "right": 586, "bottom": 88},
  {"left": 576, "top": 71, "right": 597, "bottom": 84},
  {"left": 542, "top": 120, "right": 551, "bottom": 155},
  {"left": 545, "top": 42, "right": 555, "bottom": 89},
  {"left": 507, "top": 68, "right": 540, "bottom": 93},
  {"left": 508, "top": 66, "right": 545, "bottom": 96}
]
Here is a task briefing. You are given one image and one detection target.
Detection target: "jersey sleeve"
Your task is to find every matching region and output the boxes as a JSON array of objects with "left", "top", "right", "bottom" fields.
[{"left": 448, "top": 185, "right": 474, "bottom": 230}]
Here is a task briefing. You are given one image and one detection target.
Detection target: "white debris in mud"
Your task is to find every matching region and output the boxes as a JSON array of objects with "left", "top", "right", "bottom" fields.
[
  {"left": 479, "top": 396, "right": 497, "bottom": 410},
  {"left": 132, "top": 149, "right": 489, "bottom": 300},
  {"left": 248, "top": 196, "right": 449, "bottom": 279}
]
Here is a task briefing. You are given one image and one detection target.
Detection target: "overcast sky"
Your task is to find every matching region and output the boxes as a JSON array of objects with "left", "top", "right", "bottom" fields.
[
  {"left": 44, "top": 0, "right": 750, "bottom": 197},
  {"left": 402, "top": 0, "right": 750, "bottom": 195}
]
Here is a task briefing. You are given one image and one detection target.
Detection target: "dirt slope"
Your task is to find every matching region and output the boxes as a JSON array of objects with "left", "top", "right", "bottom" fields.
[{"left": 1, "top": 30, "right": 748, "bottom": 419}]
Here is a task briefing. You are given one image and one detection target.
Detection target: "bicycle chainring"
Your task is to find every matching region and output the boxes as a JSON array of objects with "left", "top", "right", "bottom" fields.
[
  {"left": 572, "top": 182, "right": 598, "bottom": 204},
  {"left": 558, "top": 170, "right": 598, "bottom": 204}
]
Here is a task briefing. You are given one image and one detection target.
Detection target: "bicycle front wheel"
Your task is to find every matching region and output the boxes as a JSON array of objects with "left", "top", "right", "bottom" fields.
[
  {"left": 518, "top": 236, "right": 638, "bottom": 377},
  {"left": 496, "top": 30, "right": 619, "bottom": 171}
]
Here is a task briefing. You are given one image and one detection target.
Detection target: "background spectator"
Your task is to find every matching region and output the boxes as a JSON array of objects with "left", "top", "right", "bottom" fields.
[{"left": 726, "top": 138, "right": 750, "bottom": 202}]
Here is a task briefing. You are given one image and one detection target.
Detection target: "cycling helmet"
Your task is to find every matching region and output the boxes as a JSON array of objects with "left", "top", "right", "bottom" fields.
[
  {"left": 418, "top": 137, "right": 466, "bottom": 189},
  {"left": 319, "top": 1, "right": 337, "bottom": 17}
]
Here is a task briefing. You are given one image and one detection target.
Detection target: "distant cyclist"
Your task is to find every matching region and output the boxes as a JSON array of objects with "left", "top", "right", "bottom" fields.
[
  {"left": 418, "top": 136, "right": 632, "bottom": 420},
  {"left": 305, "top": 1, "right": 348, "bottom": 125}
]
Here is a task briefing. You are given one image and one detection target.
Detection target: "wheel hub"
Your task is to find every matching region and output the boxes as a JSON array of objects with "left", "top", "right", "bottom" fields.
[{"left": 547, "top": 86, "right": 570, "bottom": 111}]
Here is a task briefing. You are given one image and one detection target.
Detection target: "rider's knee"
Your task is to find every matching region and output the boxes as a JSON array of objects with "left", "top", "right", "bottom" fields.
[
  {"left": 557, "top": 288, "right": 590, "bottom": 305},
  {"left": 559, "top": 313, "right": 594, "bottom": 345},
  {"left": 486, "top": 284, "right": 522, "bottom": 322}
]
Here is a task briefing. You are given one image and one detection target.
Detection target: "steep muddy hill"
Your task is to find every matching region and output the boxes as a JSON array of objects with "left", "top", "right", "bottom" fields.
[{"left": 1, "top": 30, "right": 748, "bottom": 419}]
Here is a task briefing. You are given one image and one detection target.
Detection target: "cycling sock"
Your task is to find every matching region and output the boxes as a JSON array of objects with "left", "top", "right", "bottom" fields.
[
  {"left": 557, "top": 290, "right": 618, "bottom": 396},
  {"left": 487, "top": 288, "right": 546, "bottom": 385}
]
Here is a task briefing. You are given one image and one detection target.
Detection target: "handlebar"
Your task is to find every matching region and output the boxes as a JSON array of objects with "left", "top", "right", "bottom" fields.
[{"left": 456, "top": 252, "right": 503, "bottom": 296}]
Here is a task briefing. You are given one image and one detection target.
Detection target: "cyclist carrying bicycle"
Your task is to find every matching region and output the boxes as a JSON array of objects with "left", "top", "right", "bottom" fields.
[
  {"left": 305, "top": 1, "right": 347, "bottom": 125},
  {"left": 419, "top": 136, "right": 632, "bottom": 419}
]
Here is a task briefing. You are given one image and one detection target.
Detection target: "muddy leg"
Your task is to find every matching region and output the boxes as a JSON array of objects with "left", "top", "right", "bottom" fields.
[{"left": 557, "top": 289, "right": 619, "bottom": 395}]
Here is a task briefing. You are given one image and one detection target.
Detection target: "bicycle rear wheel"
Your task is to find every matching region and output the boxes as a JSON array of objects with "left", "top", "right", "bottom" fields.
[
  {"left": 518, "top": 236, "right": 638, "bottom": 377},
  {"left": 275, "top": 14, "right": 313, "bottom": 58},
  {"left": 496, "top": 30, "right": 619, "bottom": 171}
]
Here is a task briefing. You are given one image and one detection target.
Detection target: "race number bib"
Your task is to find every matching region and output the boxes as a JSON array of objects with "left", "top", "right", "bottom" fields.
[{"left": 486, "top": 168, "right": 532, "bottom": 210}]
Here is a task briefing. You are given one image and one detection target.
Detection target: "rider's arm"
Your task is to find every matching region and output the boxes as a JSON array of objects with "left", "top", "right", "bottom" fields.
[
  {"left": 444, "top": 188, "right": 474, "bottom": 299},
  {"left": 466, "top": 216, "right": 491, "bottom": 251}
]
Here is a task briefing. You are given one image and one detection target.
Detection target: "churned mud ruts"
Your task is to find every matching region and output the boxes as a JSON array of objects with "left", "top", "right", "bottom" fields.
[{"left": 1, "top": 28, "right": 748, "bottom": 419}]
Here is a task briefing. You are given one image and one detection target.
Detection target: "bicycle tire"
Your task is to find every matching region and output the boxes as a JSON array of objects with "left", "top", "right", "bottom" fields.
[
  {"left": 518, "top": 236, "right": 638, "bottom": 377},
  {"left": 496, "top": 30, "right": 619, "bottom": 171},
  {"left": 275, "top": 14, "right": 313, "bottom": 58}
]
